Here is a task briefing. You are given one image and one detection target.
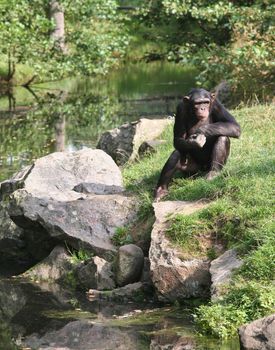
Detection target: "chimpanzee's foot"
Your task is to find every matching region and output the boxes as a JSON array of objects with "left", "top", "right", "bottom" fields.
[
  {"left": 154, "top": 186, "right": 168, "bottom": 202},
  {"left": 205, "top": 170, "right": 220, "bottom": 180}
]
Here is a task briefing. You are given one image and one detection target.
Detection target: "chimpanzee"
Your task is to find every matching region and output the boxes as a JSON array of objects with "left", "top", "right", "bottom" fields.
[{"left": 155, "top": 88, "right": 241, "bottom": 200}]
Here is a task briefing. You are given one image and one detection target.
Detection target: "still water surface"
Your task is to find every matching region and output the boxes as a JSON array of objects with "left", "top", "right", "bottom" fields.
[
  {"left": 0, "top": 62, "right": 196, "bottom": 181},
  {"left": 0, "top": 62, "right": 240, "bottom": 349}
]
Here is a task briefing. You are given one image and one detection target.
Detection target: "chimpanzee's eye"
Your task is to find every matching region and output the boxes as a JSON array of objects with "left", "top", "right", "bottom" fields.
[{"left": 194, "top": 100, "right": 210, "bottom": 106}]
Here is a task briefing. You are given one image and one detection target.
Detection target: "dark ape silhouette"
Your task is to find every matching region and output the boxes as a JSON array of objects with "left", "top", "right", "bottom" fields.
[{"left": 155, "top": 88, "right": 241, "bottom": 200}]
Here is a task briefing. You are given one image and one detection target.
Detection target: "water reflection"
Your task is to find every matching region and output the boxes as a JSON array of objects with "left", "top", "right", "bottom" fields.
[
  {"left": 0, "top": 278, "right": 239, "bottom": 350},
  {"left": 0, "top": 62, "right": 197, "bottom": 181}
]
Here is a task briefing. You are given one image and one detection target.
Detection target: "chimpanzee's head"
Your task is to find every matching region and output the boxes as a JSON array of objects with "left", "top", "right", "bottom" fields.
[{"left": 184, "top": 88, "right": 215, "bottom": 120}]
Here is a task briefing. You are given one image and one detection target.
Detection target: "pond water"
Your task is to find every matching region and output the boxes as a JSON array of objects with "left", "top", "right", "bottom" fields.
[
  {"left": 0, "top": 62, "right": 197, "bottom": 181},
  {"left": 0, "top": 277, "right": 240, "bottom": 350},
  {"left": 0, "top": 62, "right": 240, "bottom": 349}
]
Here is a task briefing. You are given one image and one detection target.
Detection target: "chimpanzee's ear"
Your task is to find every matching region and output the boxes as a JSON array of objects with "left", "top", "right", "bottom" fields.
[
  {"left": 211, "top": 93, "right": 216, "bottom": 100},
  {"left": 183, "top": 95, "right": 190, "bottom": 102}
]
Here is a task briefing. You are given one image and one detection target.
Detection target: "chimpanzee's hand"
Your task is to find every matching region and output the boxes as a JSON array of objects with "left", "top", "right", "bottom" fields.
[{"left": 188, "top": 133, "right": 206, "bottom": 148}]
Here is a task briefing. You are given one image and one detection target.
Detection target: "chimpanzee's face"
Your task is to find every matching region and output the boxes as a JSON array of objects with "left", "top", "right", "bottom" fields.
[
  {"left": 193, "top": 98, "right": 211, "bottom": 119},
  {"left": 185, "top": 88, "right": 212, "bottom": 120}
]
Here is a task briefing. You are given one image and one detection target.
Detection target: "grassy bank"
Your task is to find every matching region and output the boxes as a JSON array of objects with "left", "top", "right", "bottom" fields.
[{"left": 122, "top": 103, "right": 275, "bottom": 338}]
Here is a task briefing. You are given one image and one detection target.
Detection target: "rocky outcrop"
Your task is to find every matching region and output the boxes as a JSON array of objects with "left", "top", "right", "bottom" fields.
[
  {"left": 0, "top": 149, "right": 138, "bottom": 262},
  {"left": 210, "top": 249, "right": 243, "bottom": 300},
  {"left": 97, "top": 118, "right": 172, "bottom": 165},
  {"left": 9, "top": 189, "right": 136, "bottom": 260},
  {"left": 149, "top": 201, "right": 211, "bottom": 302},
  {"left": 238, "top": 314, "right": 275, "bottom": 350},
  {"left": 115, "top": 244, "right": 144, "bottom": 287}
]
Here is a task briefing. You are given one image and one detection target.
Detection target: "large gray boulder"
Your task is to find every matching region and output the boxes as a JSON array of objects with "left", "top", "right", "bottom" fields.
[
  {"left": 115, "top": 244, "right": 144, "bottom": 287},
  {"left": 1, "top": 149, "right": 137, "bottom": 261},
  {"left": 210, "top": 249, "right": 243, "bottom": 300},
  {"left": 149, "top": 201, "right": 211, "bottom": 302},
  {"left": 238, "top": 314, "right": 275, "bottom": 350},
  {"left": 97, "top": 118, "right": 172, "bottom": 165},
  {"left": 2, "top": 148, "right": 123, "bottom": 202},
  {"left": 9, "top": 189, "right": 136, "bottom": 259}
]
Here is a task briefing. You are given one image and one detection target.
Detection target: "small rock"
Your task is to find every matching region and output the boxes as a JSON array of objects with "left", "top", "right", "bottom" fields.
[
  {"left": 115, "top": 244, "right": 144, "bottom": 287},
  {"left": 214, "top": 81, "right": 232, "bottom": 107},
  {"left": 75, "top": 259, "right": 97, "bottom": 290},
  {"left": 138, "top": 140, "right": 166, "bottom": 156}
]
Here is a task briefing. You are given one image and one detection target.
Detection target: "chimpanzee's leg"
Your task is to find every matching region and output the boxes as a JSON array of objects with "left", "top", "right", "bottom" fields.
[
  {"left": 155, "top": 150, "right": 200, "bottom": 200},
  {"left": 155, "top": 150, "right": 181, "bottom": 199},
  {"left": 206, "top": 136, "right": 230, "bottom": 180}
]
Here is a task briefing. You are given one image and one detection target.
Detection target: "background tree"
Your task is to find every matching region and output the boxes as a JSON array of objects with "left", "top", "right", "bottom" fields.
[
  {"left": 0, "top": 0, "right": 129, "bottom": 82},
  {"left": 132, "top": 0, "right": 274, "bottom": 97}
]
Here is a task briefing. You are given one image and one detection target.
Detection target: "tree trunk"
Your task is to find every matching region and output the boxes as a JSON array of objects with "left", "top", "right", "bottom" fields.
[
  {"left": 49, "top": 1, "right": 67, "bottom": 54},
  {"left": 55, "top": 115, "right": 66, "bottom": 152}
]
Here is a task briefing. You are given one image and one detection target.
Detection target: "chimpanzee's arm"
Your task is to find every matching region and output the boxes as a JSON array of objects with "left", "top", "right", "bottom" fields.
[
  {"left": 197, "top": 100, "right": 241, "bottom": 138},
  {"left": 173, "top": 102, "right": 199, "bottom": 152}
]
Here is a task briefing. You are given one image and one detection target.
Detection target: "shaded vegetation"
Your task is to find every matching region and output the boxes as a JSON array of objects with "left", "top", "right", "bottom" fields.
[{"left": 129, "top": 1, "right": 275, "bottom": 99}]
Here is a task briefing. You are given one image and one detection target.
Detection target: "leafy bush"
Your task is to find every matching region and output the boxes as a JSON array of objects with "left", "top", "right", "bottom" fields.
[
  {"left": 134, "top": 1, "right": 274, "bottom": 99},
  {"left": 195, "top": 303, "right": 247, "bottom": 339},
  {"left": 196, "top": 281, "right": 275, "bottom": 338}
]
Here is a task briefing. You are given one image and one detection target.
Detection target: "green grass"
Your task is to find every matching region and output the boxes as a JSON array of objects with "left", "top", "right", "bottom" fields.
[
  {"left": 122, "top": 103, "right": 275, "bottom": 338},
  {"left": 111, "top": 226, "right": 133, "bottom": 246}
]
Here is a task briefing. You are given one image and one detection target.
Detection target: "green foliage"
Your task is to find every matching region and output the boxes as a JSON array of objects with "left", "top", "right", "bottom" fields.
[
  {"left": 195, "top": 303, "right": 247, "bottom": 339},
  {"left": 0, "top": 323, "right": 18, "bottom": 350},
  {"left": 0, "top": 0, "right": 130, "bottom": 81},
  {"left": 64, "top": 271, "right": 78, "bottom": 289},
  {"left": 111, "top": 226, "right": 133, "bottom": 246},
  {"left": 66, "top": 246, "right": 93, "bottom": 264},
  {"left": 196, "top": 281, "right": 275, "bottom": 338},
  {"left": 132, "top": 0, "right": 274, "bottom": 98}
]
